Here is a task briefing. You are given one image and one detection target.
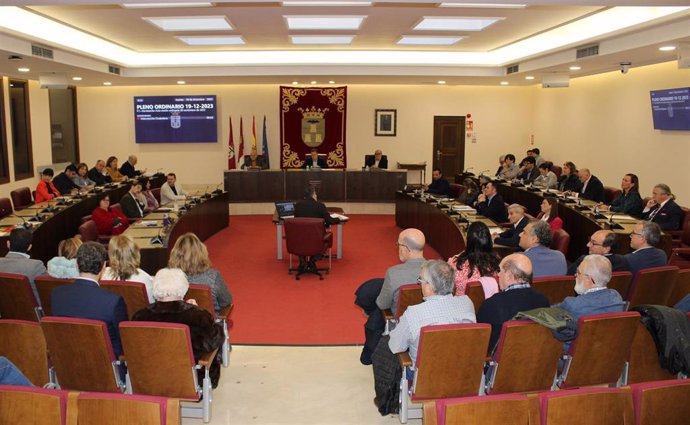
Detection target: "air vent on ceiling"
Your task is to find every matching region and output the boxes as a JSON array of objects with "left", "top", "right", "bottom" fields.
[
  {"left": 31, "top": 44, "right": 54, "bottom": 60},
  {"left": 108, "top": 65, "right": 121, "bottom": 75},
  {"left": 506, "top": 64, "right": 519, "bottom": 74},
  {"left": 576, "top": 44, "right": 599, "bottom": 59}
]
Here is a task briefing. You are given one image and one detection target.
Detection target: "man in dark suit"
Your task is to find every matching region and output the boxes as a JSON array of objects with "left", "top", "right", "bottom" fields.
[
  {"left": 477, "top": 253, "right": 549, "bottom": 351},
  {"left": 641, "top": 183, "right": 684, "bottom": 230},
  {"left": 577, "top": 168, "right": 605, "bottom": 202},
  {"left": 119, "top": 154, "right": 146, "bottom": 178},
  {"left": 364, "top": 149, "right": 388, "bottom": 169},
  {"left": 51, "top": 242, "right": 128, "bottom": 357},
  {"left": 493, "top": 204, "right": 528, "bottom": 247},
  {"left": 52, "top": 164, "right": 80, "bottom": 195},
  {"left": 567, "top": 230, "right": 630, "bottom": 275},
  {"left": 294, "top": 186, "right": 340, "bottom": 226},
  {"left": 476, "top": 181, "right": 508, "bottom": 223},
  {"left": 119, "top": 180, "right": 145, "bottom": 220},
  {"left": 241, "top": 147, "right": 268, "bottom": 169},
  {"left": 0, "top": 228, "right": 47, "bottom": 304},
  {"left": 519, "top": 221, "right": 567, "bottom": 278},
  {"left": 303, "top": 148, "right": 327, "bottom": 169},
  {"left": 625, "top": 221, "right": 668, "bottom": 277},
  {"left": 87, "top": 160, "right": 112, "bottom": 186},
  {"left": 425, "top": 168, "right": 450, "bottom": 197},
  {"left": 515, "top": 156, "right": 537, "bottom": 184}
]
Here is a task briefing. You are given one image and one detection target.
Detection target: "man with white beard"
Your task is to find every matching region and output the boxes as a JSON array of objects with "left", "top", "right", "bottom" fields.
[{"left": 553, "top": 254, "right": 625, "bottom": 320}]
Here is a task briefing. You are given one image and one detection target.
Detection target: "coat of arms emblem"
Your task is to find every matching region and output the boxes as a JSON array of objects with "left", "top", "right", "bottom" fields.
[
  {"left": 170, "top": 112, "right": 182, "bottom": 129},
  {"left": 298, "top": 106, "right": 328, "bottom": 147}
]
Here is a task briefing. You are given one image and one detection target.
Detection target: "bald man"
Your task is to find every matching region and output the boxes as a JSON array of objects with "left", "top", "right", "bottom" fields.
[
  {"left": 576, "top": 168, "right": 604, "bottom": 202},
  {"left": 120, "top": 154, "right": 146, "bottom": 178},
  {"left": 365, "top": 149, "right": 388, "bottom": 169},
  {"left": 477, "top": 253, "right": 549, "bottom": 351}
]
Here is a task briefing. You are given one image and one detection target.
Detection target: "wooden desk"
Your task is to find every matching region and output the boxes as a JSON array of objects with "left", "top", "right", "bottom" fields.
[{"left": 397, "top": 162, "right": 426, "bottom": 185}]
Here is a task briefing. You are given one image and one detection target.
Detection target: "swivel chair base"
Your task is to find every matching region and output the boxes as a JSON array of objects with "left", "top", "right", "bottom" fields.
[{"left": 288, "top": 252, "right": 331, "bottom": 280}]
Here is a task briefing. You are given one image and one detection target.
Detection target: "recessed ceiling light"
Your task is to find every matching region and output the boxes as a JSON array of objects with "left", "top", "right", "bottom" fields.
[
  {"left": 414, "top": 17, "right": 503, "bottom": 31},
  {"left": 143, "top": 16, "right": 232, "bottom": 32},
  {"left": 122, "top": 3, "right": 212, "bottom": 8},
  {"left": 438, "top": 80, "right": 446, "bottom": 84},
  {"left": 290, "top": 35, "right": 354, "bottom": 45},
  {"left": 569, "top": 66, "right": 581, "bottom": 71},
  {"left": 500, "top": 81, "right": 509, "bottom": 85},
  {"left": 283, "top": 1, "right": 371, "bottom": 5},
  {"left": 658, "top": 45, "right": 676, "bottom": 51},
  {"left": 292, "top": 81, "right": 299, "bottom": 85},
  {"left": 177, "top": 80, "right": 186, "bottom": 85},
  {"left": 285, "top": 15, "right": 365, "bottom": 30},
  {"left": 440, "top": 3, "right": 526, "bottom": 8},
  {"left": 176, "top": 36, "right": 245, "bottom": 46},
  {"left": 525, "top": 75, "right": 535, "bottom": 80},
  {"left": 72, "top": 76, "right": 82, "bottom": 81},
  {"left": 397, "top": 36, "right": 463, "bottom": 46},
  {"left": 103, "top": 82, "right": 112, "bottom": 86},
  {"left": 17, "top": 67, "right": 30, "bottom": 72},
  {"left": 310, "top": 81, "right": 317, "bottom": 84},
  {"left": 328, "top": 80, "right": 335, "bottom": 84}
]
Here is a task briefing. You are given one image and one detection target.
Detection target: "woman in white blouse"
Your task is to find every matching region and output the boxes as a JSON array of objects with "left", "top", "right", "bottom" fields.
[
  {"left": 533, "top": 163, "right": 558, "bottom": 189},
  {"left": 101, "top": 234, "right": 154, "bottom": 303}
]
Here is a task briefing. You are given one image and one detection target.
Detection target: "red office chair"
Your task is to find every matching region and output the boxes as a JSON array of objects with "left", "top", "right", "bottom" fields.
[
  {"left": 10, "top": 187, "right": 33, "bottom": 210},
  {"left": 551, "top": 228, "right": 570, "bottom": 257},
  {"left": 0, "top": 198, "right": 12, "bottom": 218},
  {"left": 150, "top": 188, "right": 161, "bottom": 204},
  {"left": 448, "top": 184, "right": 464, "bottom": 198},
  {"left": 550, "top": 164, "right": 562, "bottom": 177},
  {"left": 284, "top": 218, "right": 333, "bottom": 280},
  {"left": 78, "top": 220, "right": 112, "bottom": 244},
  {"left": 604, "top": 186, "right": 622, "bottom": 204}
]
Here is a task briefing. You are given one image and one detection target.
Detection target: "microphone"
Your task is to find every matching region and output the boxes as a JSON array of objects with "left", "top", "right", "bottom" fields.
[
  {"left": 213, "top": 183, "right": 223, "bottom": 195},
  {"left": 201, "top": 185, "right": 211, "bottom": 198},
  {"left": 155, "top": 168, "right": 164, "bottom": 176},
  {"left": 463, "top": 167, "right": 474, "bottom": 174},
  {"left": 479, "top": 169, "right": 490, "bottom": 176},
  {"left": 9, "top": 214, "right": 31, "bottom": 229},
  {"left": 150, "top": 227, "right": 164, "bottom": 245}
]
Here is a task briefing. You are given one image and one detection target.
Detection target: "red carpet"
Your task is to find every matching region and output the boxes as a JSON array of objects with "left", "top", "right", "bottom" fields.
[{"left": 204, "top": 214, "right": 441, "bottom": 345}]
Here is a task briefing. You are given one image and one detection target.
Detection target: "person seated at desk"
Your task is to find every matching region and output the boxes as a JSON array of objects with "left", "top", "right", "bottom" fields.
[
  {"left": 498, "top": 154, "right": 520, "bottom": 180},
  {"left": 141, "top": 178, "right": 159, "bottom": 211},
  {"left": 539, "top": 198, "right": 563, "bottom": 235},
  {"left": 241, "top": 147, "right": 268, "bottom": 170},
  {"left": 161, "top": 172, "right": 187, "bottom": 205},
  {"left": 425, "top": 168, "right": 450, "bottom": 197},
  {"left": 493, "top": 204, "right": 529, "bottom": 247},
  {"left": 575, "top": 168, "right": 605, "bottom": 202},
  {"left": 92, "top": 194, "right": 129, "bottom": 236},
  {"left": 119, "top": 181, "right": 146, "bottom": 220},
  {"left": 303, "top": 148, "right": 327, "bottom": 169},
  {"left": 518, "top": 221, "right": 567, "bottom": 278},
  {"left": 102, "top": 235, "right": 153, "bottom": 303},
  {"left": 457, "top": 178, "right": 480, "bottom": 206},
  {"left": 558, "top": 161, "right": 580, "bottom": 192},
  {"left": 0, "top": 228, "right": 47, "bottom": 304},
  {"left": 35, "top": 168, "right": 61, "bottom": 203},
  {"left": 514, "top": 156, "right": 537, "bottom": 184},
  {"left": 475, "top": 180, "right": 508, "bottom": 223},
  {"left": 52, "top": 164, "right": 80, "bottom": 195},
  {"left": 640, "top": 183, "right": 683, "bottom": 230},
  {"left": 447, "top": 222, "right": 500, "bottom": 296},
  {"left": 295, "top": 186, "right": 340, "bottom": 226},
  {"left": 527, "top": 148, "right": 545, "bottom": 167},
  {"left": 88, "top": 159, "right": 112, "bottom": 186},
  {"left": 494, "top": 155, "right": 505, "bottom": 177},
  {"left": 119, "top": 154, "right": 146, "bottom": 178},
  {"left": 533, "top": 163, "right": 558, "bottom": 190},
  {"left": 364, "top": 149, "right": 388, "bottom": 169},
  {"left": 625, "top": 221, "right": 668, "bottom": 276},
  {"left": 47, "top": 237, "right": 82, "bottom": 279},
  {"left": 598, "top": 173, "right": 643, "bottom": 217},
  {"left": 73, "top": 163, "right": 96, "bottom": 189},
  {"left": 567, "top": 230, "right": 630, "bottom": 275},
  {"left": 105, "top": 156, "right": 126, "bottom": 182}
]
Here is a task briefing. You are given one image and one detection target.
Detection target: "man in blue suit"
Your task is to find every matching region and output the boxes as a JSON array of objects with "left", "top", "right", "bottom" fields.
[
  {"left": 493, "top": 204, "right": 528, "bottom": 247},
  {"left": 51, "top": 242, "right": 128, "bottom": 357},
  {"left": 519, "top": 220, "right": 567, "bottom": 278},
  {"left": 624, "top": 221, "right": 668, "bottom": 277},
  {"left": 476, "top": 180, "right": 508, "bottom": 223}
]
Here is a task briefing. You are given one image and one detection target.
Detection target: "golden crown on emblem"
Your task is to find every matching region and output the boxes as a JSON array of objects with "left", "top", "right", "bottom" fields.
[{"left": 298, "top": 106, "right": 329, "bottom": 119}]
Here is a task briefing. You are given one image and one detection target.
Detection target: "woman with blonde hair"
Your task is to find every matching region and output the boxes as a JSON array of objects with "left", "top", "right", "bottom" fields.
[
  {"left": 168, "top": 232, "right": 232, "bottom": 314},
  {"left": 47, "top": 237, "right": 82, "bottom": 279},
  {"left": 102, "top": 234, "right": 154, "bottom": 302}
]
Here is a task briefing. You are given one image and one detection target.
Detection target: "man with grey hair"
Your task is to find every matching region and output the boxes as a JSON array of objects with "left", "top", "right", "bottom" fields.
[
  {"left": 641, "top": 183, "right": 683, "bottom": 230},
  {"left": 119, "top": 154, "right": 146, "bottom": 178},
  {"left": 493, "top": 204, "right": 528, "bottom": 247},
  {"left": 554, "top": 254, "right": 625, "bottom": 320},
  {"left": 625, "top": 221, "right": 668, "bottom": 276},
  {"left": 519, "top": 220, "right": 567, "bottom": 277}
]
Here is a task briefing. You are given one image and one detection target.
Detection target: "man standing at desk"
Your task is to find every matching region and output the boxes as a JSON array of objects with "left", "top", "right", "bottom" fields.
[
  {"left": 365, "top": 150, "right": 388, "bottom": 169},
  {"left": 304, "top": 148, "right": 327, "bottom": 169},
  {"left": 295, "top": 187, "right": 340, "bottom": 226},
  {"left": 425, "top": 168, "right": 450, "bottom": 197}
]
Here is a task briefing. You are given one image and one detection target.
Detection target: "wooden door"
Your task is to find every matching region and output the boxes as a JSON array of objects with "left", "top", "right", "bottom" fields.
[{"left": 433, "top": 116, "right": 465, "bottom": 180}]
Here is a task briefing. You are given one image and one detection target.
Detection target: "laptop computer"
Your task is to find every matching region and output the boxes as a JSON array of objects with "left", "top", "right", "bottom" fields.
[{"left": 275, "top": 201, "right": 296, "bottom": 219}]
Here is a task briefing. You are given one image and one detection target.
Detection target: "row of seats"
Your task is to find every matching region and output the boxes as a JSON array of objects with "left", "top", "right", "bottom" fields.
[{"left": 422, "top": 380, "right": 690, "bottom": 425}]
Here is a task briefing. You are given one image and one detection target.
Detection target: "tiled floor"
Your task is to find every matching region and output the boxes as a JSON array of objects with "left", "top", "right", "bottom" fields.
[{"left": 182, "top": 345, "right": 421, "bottom": 425}]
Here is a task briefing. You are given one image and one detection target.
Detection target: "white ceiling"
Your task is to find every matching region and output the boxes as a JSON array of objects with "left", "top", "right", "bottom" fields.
[{"left": 0, "top": 0, "right": 689, "bottom": 86}]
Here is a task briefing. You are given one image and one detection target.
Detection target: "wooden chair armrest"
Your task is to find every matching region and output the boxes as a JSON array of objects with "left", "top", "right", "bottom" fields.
[
  {"left": 197, "top": 348, "right": 219, "bottom": 367},
  {"left": 66, "top": 392, "right": 79, "bottom": 425},
  {"left": 527, "top": 393, "right": 540, "bottom": 425},
  {"left": 422, "top": 401, "right": 438, "bottom": 425},
  {"left": 217, "top": 304, "right": 233, "bottom": 319},
  {"left": 398, "top": 352, "right": 413, "bottom": 368},
  {"left": 382, "top": 309, "right": 394, "bottom": 321},
  {"left": 166, "top": 398, "right": 181, "bottom": 425}
]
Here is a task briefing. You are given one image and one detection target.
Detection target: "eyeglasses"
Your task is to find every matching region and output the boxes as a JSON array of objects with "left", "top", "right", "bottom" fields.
[
  {"left": 630, "top": 232, "right": 642, "bottom": 238},
  {"left": 588, "top": 238, "right": 602, "bottom": 246},
  {"left": 416, "top": 277, "right": 428, "bottom": 285}
]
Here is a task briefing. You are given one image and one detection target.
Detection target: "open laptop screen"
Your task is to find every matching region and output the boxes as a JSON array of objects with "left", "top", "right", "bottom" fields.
[{"left": 275, "top": 201, "right": 296, "bottom": 218}]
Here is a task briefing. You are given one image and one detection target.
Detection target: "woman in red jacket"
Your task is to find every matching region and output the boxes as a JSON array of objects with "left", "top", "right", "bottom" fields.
[
  {"left": 538, "top": 198, "right": 563, "bottom": 235},
  {"left": 35, "top": 168, "right": 60, "bottom": 203},
  {"left": 92, "top": 194, "right": 129, "bottom": 236}
]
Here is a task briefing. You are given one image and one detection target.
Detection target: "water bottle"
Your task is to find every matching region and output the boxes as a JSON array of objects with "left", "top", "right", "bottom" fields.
[
  {"left": 365, "top": 165, "right": 370, "bottom": 171},
  {"left": 163, "top": 214, "right": 171, "bottom": 227}
]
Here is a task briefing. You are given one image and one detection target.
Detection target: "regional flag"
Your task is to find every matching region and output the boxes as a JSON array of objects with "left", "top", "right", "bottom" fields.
[
  {"left": 262, "top": 115, "right": 270, "bottom": 169},
  {"left": 238, "top": 116, "right": 245, "bottom": 164},
  {"left": 227, "top": 115, "right": 236, "bottom": 169},
  {"left": 251, "top": 115, "right": 257, "bottom": 149}
]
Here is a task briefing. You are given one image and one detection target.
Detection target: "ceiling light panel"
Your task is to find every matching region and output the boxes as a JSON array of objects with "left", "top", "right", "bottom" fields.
[
  {"left": 177, "top": 36, "right": 245, "bottom": 46},
  {"left": 283, "top": 1, "right": 371, "bottom": 5},
  {"left": 398, "top": 36, "right": 463, "bottom": 46},
  {"left": 122, "top": 2, "right": 213, "bottom": 8},
  {"left": 414, "top": 17, "right": 503, "bottom": 31},
  {"left": 291, "top": 35, "right": 354, "bottom": 45},
  {"left": 143, "top": 16, "right": 232, "bottom": 31},
  {"left": 285, "top": 15, "right": 365, "bottom": 30},
  {"left": 439, "top": 3, "right": 526, "bottom": 9}
]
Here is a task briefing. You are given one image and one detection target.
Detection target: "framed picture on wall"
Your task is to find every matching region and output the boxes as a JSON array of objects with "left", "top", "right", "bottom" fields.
[{"left": 375, "top": 109, "right": 397, "bottom": 136}]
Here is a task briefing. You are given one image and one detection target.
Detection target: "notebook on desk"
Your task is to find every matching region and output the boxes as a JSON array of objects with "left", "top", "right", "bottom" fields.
[{"left": 275, "top": 201, "right": 296, "bottom": 219}]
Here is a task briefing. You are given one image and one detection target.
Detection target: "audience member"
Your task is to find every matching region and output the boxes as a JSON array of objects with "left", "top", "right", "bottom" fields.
[
  {"left": 494, "top": 155, "right": 505, "bottom": 177},
  {"left": 425, "top": 168, "right": 450, "bottom": 197},
  {"left": 72, "top": 163, "right": 96, "bottom": 189},
  {"left": 0, "top": 228, "right": 47, "bottom": 303},
  {"left": 35, "top": 168, "right": 60, "bottom": 203},
  {"left": 168, "top": 232, "right": 233, "bottom": 314},
  {"left": 304, "top": 148, "right": 327, "bottom": 169},
  {"left": 498, "top": 154, "right": 519, "bottom": 180},
  {"left": 447, "top": 222, "right": 500, "bottom": 296},
  {"left": 161, "top": 172, "right": 187, "bottom": 205},
  {"left": 47, "top": 237, "right": 82, "bottom": 279},
  {"left": 527, "top": 148, "right": 545, "bottom": 167},
  {"left": 102, "top": 235, "right": 154, "bottom": 303},
  {"left": 557, "top": 161, "right": 580, "bottom": 192},
  {"left": 120, "top": 180, "right": 146, "bottom": 220},
  {"left": 141, "top": 178, "right": 159, "bottom": 211},
  {"left": 52, "top": 164, "right": 80, "bottom": 195},
  {"left": 51, "top": 242, "right": 128, "bottom": 357},
  {"left": 457, "top": 178, "right": 480, "bottom": 206},
  {"left": 515, "top": 157, "right": 537, "bottom": 184},
  {"left": 477, "top": 253, "right": 549, "bottom": 351},
  {"left": 241, "top": 147, "right": 268, "bottom": 170},
  {"left": 132, "top": 268, "right": 224, "bottom": 388},
  {"left": 576, "top": 168, "right": 605, "bottom": 202},
  {"left": 533, "top": 163, "right": 557, "bottom": 189},
  {"left": 120, "top": 154, "right": 146, "bottom": 178},
  {"left": 493, "top": 204, "right": 528, "bottom": 247},
  {"left": 519, "top": 221, "right": 567, "bottom": 277},
  {"left": 598, "top": 173, "right": 643, "bottom": 217},
  {"left": 87, "top": 159, "right": 112, "bottom": 186},
  {"left": 0, "top": 356, "right": 33, "bottom": 386},
  {"left": 475, "top": 180, "right": 508, "bottom": 223},
  {"left": 92, "top": 194, "right": 129, "bottom": 236},
  {"left": 625, "top": 221, "right": 667, "bottom": 276},
  {"left": 539, "top": 198, "right": 563, "bottom": 235},
  {"left": 294, "top": 186, "right": 340, "bottom": 226},
  {"left": 105, "top": 156, "right": 126, "bottom": 182},
  {"left": 355, "top": 228, "right": 426, "bottom": 365},
  {"left": 365, "top": 149, "right": 388, "bottom": 169},
  {"left": 641, "top": 183, "right": 683, "bottom": 230},
  {"left": 567, "top": 230, "right": 630, "bottom": 275}
]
